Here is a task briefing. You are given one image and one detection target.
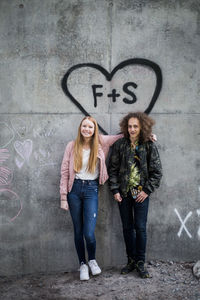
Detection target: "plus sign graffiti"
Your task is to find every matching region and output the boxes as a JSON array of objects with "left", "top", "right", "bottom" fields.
[
  {"left": 92, "top": 82, "right": 137, "bottom": 107},
  {"left": 61, "top": 58, "right": 162, "bottom": 134}
]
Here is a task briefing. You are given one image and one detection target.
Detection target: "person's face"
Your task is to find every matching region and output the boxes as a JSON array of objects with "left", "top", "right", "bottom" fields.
[
  {"left": 128, "top": 117, "right": 141, "bottom": 140},
  {"left": 80, "top": 119, "right": 95, "bottom": 139}
]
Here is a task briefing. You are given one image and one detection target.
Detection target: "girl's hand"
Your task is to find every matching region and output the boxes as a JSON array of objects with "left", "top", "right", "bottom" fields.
[
  {"left": 60, "top": 195, "right": 69, "bottom": 210},
  {"left": 61, "top": 200, "right": 69, "bottom": 211}
]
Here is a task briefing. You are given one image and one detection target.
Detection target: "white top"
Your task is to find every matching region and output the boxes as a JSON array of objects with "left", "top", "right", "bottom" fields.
[{"left": 75, "top": 149, "right": 99, "bottom": 180}]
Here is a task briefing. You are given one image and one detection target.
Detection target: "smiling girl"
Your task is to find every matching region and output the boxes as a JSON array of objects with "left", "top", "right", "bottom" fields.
[{"left": 60, "top": 116, "right": 122, "bottom": 281}]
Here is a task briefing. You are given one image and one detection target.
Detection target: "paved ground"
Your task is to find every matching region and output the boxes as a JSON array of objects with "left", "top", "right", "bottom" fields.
[{"left": 0, "top": 261, "right": 199, "bottom": 300}]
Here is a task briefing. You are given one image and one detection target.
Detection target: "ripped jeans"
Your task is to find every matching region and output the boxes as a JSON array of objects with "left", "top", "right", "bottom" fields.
[{"left": 68, "top": 179, "right": 99, "bottom": 264}]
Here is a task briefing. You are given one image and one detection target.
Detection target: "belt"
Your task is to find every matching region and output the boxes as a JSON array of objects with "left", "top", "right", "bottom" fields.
[{"left": 75, "top": 179, "right": 98, "bottom": 184}]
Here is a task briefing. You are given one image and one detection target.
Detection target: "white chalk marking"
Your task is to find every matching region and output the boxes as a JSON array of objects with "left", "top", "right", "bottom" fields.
[
  {"left": 0, "top": 122, "right": 15, "bottom": 148},
  {"left": 197, "top": 209, "right": 200, "bottom": 239},
  {"left": 39, "top": 149, "right": 46, "bottom": 157},
  {"left": 11, "top": 118, "right": 31, "bottom": 138},
  {"left": 15, "top": 157, "right": 24, "bottom": 169},
  {"left": 14, "top": 139, "right": 33, "bottom": 166},
  {"left": 174, "top": 208, "right": 192, "bottom": 238}
]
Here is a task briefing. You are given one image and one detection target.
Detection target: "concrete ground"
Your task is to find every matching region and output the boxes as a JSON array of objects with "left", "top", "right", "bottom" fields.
[{"left": 0, "top": 261, "right": 199, "bottom": 300}]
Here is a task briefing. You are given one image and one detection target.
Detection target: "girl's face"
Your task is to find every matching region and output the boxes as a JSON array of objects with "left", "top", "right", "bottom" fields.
[{"left": 80, "top": 119, "right": 95, "bottom": 139}]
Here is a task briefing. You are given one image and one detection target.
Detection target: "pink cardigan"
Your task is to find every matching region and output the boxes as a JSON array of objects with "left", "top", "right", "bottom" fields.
[{"left": 60, "top": 134, "right": 123, "bottom": 198}]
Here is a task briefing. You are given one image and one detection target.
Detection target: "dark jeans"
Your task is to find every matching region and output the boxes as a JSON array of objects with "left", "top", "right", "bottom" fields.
[
  {"left": 118, "top": 191, "right": 149, "bottom": 263},
  {"left": 68, "top": 179, "right": 98, "bottom": 264}
]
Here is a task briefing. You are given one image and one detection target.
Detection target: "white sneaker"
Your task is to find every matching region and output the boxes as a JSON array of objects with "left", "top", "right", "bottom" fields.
[
  {"left": 80, "top": 263, "right": 89, "bottom": 281},
  {"left": 88, "top": 259, "right": 101, "bottom": 275}
]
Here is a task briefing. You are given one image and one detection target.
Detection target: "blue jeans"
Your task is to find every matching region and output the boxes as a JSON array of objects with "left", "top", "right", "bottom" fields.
[
  {"left": 118, "top": 191, "right": 149, "bottom": 263},
  {"left": 68, "top": 179, "right": 99, "bottom": 264}
]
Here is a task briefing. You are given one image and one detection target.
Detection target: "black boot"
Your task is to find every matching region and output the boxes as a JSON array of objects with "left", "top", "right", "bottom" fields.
[
  {"left": 121, "top": 257, "right": 136, "bottom": 275},
  {"left": 136, "top": 260, "right": 150, "bottom": 278}
]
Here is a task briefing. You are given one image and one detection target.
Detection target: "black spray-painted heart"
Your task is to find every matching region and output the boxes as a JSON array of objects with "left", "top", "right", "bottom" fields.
[{"left": 61, "top": 58, "right": 162, "bottom": 134}]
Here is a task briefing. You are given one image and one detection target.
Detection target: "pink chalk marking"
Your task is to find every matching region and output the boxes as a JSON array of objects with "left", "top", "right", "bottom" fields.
[
  {"left": 0, "top": 189, "right": 22, "bottom": 223},
  {"left": 0, "top": 149, "right": 10, "bottom": 164},
  {"left": 0, "top": 166, "right": 13, "bottom": 185}
]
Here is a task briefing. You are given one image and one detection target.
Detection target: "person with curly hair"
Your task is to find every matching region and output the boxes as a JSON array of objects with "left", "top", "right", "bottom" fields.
[{"left": 108, "top": 112, "right": 162, "bottom": 278}]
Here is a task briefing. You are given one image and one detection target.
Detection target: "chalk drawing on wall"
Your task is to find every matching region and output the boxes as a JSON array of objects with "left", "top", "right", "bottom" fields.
[
  {"left": 0, "top": 166, "right": 13, "bottom": 185},
  {"left": 0, "top": 149, "right": 13, "bottom": 185},
  {"left": 11, "top": 118, "right": 32, "bottom": 138},
  {"left": 0, "top": 148, "right": 20, "bottom": 223},
  {"left": 14, "top": 139, "right": 33, "bottom": 169},
  {"left": 174, "top": 208, "right": 193, "bottom": 239},
  {"left": 34, "top": 149, "right": 51, "bottom": 163},
  {"left": 0, "top": 189, "right": 22, "bottom": 224},
  {"left": 197, "top": 187, "right": 200, "bottom": 239},
  {"left": 174, "top": 187, "right": 200, "bottom": 239},
  {"left": 0, "top": 122, "right": 15, "bottom": 148},
  {"left": 61, "top": 58, "right": 162, "bottom": 134},
  {"left": 33, "top": 128, "right": 55, "bottom": 138},
  {"left": 197, "top": 209, "right": 200, "bottom": 239},
  {"left": 0, "top": 149, "right": 10, "bottom": 163},
  {"left": 33, "top": 148, "right": 57, "bottom": 178}
]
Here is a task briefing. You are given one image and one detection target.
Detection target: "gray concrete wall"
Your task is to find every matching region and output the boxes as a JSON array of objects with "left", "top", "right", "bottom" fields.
[{"left": 0, "top": 0, "right": 200, "bottom": 275}]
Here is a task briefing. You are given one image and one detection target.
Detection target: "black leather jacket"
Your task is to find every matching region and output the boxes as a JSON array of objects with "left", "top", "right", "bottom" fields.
[{"left": 108, "top": 138, "right": 162, "bottom": 197}]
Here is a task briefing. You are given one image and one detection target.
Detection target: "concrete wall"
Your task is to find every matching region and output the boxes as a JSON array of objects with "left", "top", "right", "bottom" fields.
[{"left": 0, "top": 0, "right": 200, "bottom": 275}]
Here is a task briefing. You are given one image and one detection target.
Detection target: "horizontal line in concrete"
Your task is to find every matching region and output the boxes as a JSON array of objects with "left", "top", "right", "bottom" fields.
[{"left": 0, "top": 112, "right": 200, "bottom": 115}]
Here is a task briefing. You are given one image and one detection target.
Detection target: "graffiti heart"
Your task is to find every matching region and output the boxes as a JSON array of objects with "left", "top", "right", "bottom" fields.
[
  {"left": 14, "top": 139, "right": 33, "bottom": 168},
  {"left": 62, "top": 58, "right": 162, "bottom": 134}
]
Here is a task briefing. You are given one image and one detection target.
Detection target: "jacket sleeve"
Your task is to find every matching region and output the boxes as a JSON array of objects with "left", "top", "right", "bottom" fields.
[
  {"left": 99, "top": 134, "right": 123, "bottom": 158},
  {"left": 142, "top": 142, "right": 162, "bottom": 195},
  {"left": 108, "top": 141, "right": 121, "bottom": 195},
  {"left": 99, "top": 134, "right": 123, "bottom": 147},
  {"left": 60, "top": 142, "right": 72, "bottom": 196}
]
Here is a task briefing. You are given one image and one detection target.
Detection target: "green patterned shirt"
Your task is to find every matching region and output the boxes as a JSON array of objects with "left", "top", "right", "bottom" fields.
[{"left": 127, "top": 141, "right": 140, "bottom": 192}]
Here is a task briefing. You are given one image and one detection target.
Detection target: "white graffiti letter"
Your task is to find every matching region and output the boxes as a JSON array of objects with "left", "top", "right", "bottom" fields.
[
  {"left": 174, "top": 208, "right": 192, "bottom": 239},
  {"left": 197, "top": 209, "right": 200, "bottom": 239}
]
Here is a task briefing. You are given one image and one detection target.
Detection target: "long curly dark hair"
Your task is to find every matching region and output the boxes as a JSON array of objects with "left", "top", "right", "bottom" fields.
[{"left": 120, "top": 112, "right": 155, "bottom": 143}]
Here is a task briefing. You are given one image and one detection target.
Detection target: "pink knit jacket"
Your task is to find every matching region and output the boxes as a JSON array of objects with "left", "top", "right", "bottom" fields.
[{"left": 60, "top": 134, "right": 123, "bottom": 199}]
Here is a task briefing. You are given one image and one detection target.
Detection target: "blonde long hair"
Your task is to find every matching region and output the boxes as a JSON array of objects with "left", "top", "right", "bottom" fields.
[{"left": 74, "top": 116, "right": 99, "bottom": 173}]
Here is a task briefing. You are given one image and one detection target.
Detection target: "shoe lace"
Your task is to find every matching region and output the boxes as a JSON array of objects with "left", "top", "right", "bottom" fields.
[
  {"left": 80, "top": 263, "right": 87, "bottom": 271},
  {"left": 90, "top": 260, "right": 98, "bottom": 267}
]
